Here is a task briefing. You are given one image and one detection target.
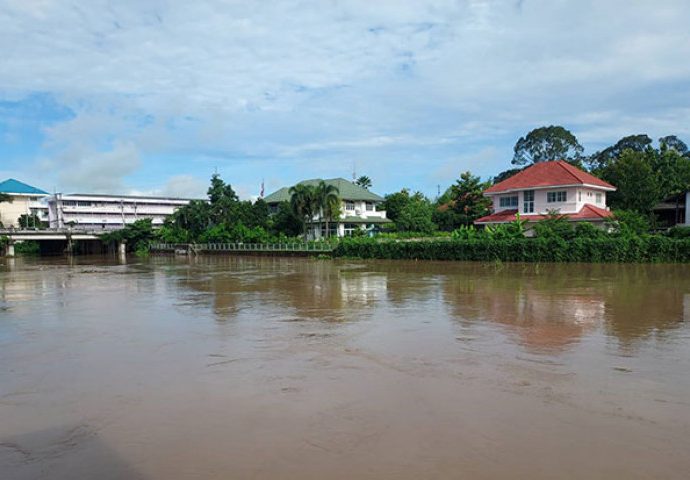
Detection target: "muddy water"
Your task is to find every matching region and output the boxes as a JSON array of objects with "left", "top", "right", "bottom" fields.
[{"left": 1, "top": 256, "right": 689, "bottom": 480}]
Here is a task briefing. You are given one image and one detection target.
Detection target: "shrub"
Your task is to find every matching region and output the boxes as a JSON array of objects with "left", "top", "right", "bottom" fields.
[{"left": 332, "top": 236, "right": 690, "bottom": 263}]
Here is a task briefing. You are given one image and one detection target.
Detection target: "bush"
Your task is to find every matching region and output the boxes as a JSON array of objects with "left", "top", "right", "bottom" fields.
[
  {"left": 667, "top": 225, "right": 690, "bottom": 239},
  {"left": 332, "top": 236, "right": 690, "bottom": 263}
]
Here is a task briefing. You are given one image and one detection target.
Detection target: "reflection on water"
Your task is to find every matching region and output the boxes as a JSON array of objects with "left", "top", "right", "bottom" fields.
[{"left": 1, "top": 256, "right": 690, "bottom": 479}]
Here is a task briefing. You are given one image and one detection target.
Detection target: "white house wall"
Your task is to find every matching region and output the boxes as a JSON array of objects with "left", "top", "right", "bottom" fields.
[{"left": 492, "top": 187, "right": 608, "bottom": 216}]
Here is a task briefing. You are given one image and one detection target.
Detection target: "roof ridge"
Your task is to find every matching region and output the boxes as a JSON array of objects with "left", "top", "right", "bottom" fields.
[{"left": 555, "top": 160, "right": 585, "bottom": 183}]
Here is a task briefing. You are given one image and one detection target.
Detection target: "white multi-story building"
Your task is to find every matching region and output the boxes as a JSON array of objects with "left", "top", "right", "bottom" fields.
[
  {"left": 264, "top": 178, "right": 391, "bottom": 238},
  {"left": 47, "top": 193, "right": 194, "bottom": 230},
  {"left": 0, "top": 178, "right": 49, "bottom": 228}
]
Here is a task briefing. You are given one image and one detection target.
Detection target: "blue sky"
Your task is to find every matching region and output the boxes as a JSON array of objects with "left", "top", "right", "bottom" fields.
[{"left": 2, "top": 0, "right": 690, "bottom": 199}]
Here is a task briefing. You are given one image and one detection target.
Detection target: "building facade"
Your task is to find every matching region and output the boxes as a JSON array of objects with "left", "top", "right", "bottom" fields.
[
  {"left": 475, "top": 161, "right": 616, "bottom": 231},
  {"left": 47, "top": 193, "right": 193, "bottom": 230},
  {"left": 0, "top": 179, "right": 49, "bottom": 228},
  {"left": 264, "top": 178, "right": 391, "bottom": 238}
]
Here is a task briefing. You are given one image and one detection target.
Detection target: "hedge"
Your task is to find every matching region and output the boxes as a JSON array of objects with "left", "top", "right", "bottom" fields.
[{"left": 332, "top": 237, "right": 690, "bottom": 263}]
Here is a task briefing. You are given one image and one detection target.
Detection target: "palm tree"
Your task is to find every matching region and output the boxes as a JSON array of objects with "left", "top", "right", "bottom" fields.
[
  {"left": 355, "top": 175, "right": 372, "bottom": 190},
  {"left": 289, "top": 184, "right": 317, "bottom": 240},
  {"left": 314, "top": 181, "right": 340, "bottom": 238}
]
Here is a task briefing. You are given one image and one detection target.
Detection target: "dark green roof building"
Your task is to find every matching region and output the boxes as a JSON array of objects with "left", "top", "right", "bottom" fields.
[{"left": 263, "top": 178, "right": 384, "bottom": 204}]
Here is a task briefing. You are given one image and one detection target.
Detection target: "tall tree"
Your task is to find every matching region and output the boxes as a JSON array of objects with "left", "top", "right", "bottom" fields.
[
  {"left": 659, "top": 135, "right": 689, "bottom": 155},
  {"left": 586, "top": 134, "right": 653, "bottom": 172},
  {"left": 382, "top": 189, "right": 411, "bottom": 223},
  {"left": 449, "top": 172, "right": 493, "bottom": 226},
  {"left": 355, "top": 175, "right": 372, "bottom": 190},
  {"left": 396, "top": 193, "right": 436, "bottom": 233},
  {"left": 314, "top": 181, "right": 340, "bottom": 238},
  {"left": 512, "top": 125, "right": 584, "bottom": 166},
  {"left": 602, "top": 149, "right": 662, "bottom": 215},
  {"left": 289, "top": 183, "right": 317, "bottom": 240}
]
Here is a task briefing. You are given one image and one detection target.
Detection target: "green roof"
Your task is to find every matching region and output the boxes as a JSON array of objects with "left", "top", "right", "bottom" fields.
[
  {"left": 264, "top": 178, "right": 384, "bottom": 203},
  {"left": 0, "top": 178, "right": 48, "bottom": 195}
]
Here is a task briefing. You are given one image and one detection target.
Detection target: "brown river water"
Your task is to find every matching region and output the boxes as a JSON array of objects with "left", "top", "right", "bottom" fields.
[{"left": 1, "top": 255, "right": 689, "bottom": 479}]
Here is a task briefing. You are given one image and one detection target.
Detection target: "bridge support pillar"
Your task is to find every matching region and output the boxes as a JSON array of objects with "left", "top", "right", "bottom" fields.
[
  {"left": 118, "top": 241, "right": 127, "bottom": 256},
  {"left": 5, "top": 241, "right": 15, "bottom": 257}
]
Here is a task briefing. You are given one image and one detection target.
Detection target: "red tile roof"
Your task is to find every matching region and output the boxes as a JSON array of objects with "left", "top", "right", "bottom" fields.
[
  {"left": 485, "top": 161, "right": 615, "bottom": 194},
  {"left": 475, "top": 204, "right": 613, "bottom": 224}
]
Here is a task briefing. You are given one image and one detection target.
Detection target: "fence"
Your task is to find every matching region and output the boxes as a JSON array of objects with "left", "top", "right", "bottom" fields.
[{"left": 149, "top": 242, "right": 334, "bottom": 254}]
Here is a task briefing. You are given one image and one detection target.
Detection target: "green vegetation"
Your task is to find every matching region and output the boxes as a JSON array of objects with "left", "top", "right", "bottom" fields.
[{"left": 333, "top": 236, "right": 690, "bottom": 263}]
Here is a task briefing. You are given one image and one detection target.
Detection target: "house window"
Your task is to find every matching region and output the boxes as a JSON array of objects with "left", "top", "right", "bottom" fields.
[
  {"left": 547, "top": 191, "right": 567, "bottom": 203},
  {"left": 499, "top": 196, "right": 519, "bottom": 208},
  {"left": 365, "top": 202, "right": 374, "bottom": 211},
  {"left": 523, "top": 190, "right": 534, "bottom": 213},
  {"left": 344, "top": 223, "right": 358, "bottom": 235},
  {"left": 595, "top": 193, "right": 602, "bottom": 204},
  {"left": 578, "top": 191, "right": 582, "bottom": 202},
  {"left": 345, "top": 201, "right": 355, "bottom": 211}
]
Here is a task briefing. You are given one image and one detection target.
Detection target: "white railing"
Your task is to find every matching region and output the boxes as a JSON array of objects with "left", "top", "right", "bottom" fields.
[{"left": 150, "top": 243, "right": 334, "bottom": 253}]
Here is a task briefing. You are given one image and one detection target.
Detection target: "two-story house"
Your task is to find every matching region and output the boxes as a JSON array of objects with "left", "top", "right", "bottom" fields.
[
  {"left": 264, "top": 178, "right": 391, "bottom": 238},
  {"left": 475, "top": 161, "right": 616, "bottom": 231}
]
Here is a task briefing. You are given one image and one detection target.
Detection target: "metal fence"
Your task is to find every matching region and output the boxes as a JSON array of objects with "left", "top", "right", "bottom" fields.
[{"left": 149, "top": 243, "right": 334, "bottom": 254}]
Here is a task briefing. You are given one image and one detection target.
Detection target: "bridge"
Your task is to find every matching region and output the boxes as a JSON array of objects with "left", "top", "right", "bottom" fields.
[{"left": 1, "top": 229, "right": 107, "bottom": 256}]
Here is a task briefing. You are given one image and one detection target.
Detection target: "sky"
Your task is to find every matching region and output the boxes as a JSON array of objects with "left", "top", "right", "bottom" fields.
[{"left": 1, "top": 0, "right": 690, "bottom": 200}]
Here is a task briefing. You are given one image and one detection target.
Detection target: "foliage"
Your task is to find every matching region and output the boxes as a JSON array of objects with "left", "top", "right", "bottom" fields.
[
  {"left": 608, "top": 210, "right": 651, "bottom": 237},
  {"left": 434, "top": 171, "right": 493, "bottom": 231},
  {"left": 0, "top": 193, "right": 12, "bottom": 203},
  {"left": 666, "top": 226, "right": 690, "bottom": 239},
  {"left": 382, "top": 189, "right": 412, "bottom": 224},
  {"left": 314, "top": 180, "right": 340, "bottom": 238},
  {"left": 492, "top": 167, "right": 524, "bottom": 184},
  {"left": 0, "top": 235, "right": 9, "bottom": 247},
  {"left": 532, "top": 211, "right": 575, "bottom": 240},
  {"left": 395, "top": 193, "right": 436, "bottom": 233},
  {"left": 355, "top": 175, "right": 372, "bottom": 189},
  {"left": 101, "top": 219, "right": 156, "bottom": 252},
  {"left": 586, "top": 134, "right": 653, "bottom": 171},
  {"left": 659, "top": 135, "right": 689, "bottom": 155},
  {"left": 18, "top": 214, "right": 47, "bottom": 229},
  {"left": 14, "top": 241, "right": 40, "bottom": 255},
  {"left": 601, "top": 149, "right": 662, "bottom": 214},
  {"left": 573, "top": 222, "right": 606, "bottom": 240},
  {"left": 512, "top": 125, "right": 584, "bottom": 166},
  {"left": 270, "top": 201, "right": 302, "bottom": 237},
  {"left": 333, "top": 236, "right": 690, "bottom": 263},
  {"left": 289, "top": 183, "right": 317, "bottom": 239}
]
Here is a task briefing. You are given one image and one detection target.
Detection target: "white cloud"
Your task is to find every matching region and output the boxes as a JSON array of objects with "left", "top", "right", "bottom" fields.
[
  {"left": 1, "top": 0, "right": 690, "bottom": 195},
  {"left": 41, "top": 141, "right": 141, "bottom": 193}
]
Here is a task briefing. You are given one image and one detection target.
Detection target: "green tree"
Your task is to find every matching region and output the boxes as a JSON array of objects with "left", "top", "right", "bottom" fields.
[
  {"left": 586, "top": 134, "right": 653, "bottom": 172},
  {"left": 395, "top": 193, "right": 436, "bottom": 233},
  {"left": 382, "top": 189, "right": 411, "bottom": 223},
  {"left": 659, "top": 135, "right": 688, "bottom": 155},
  {"left": 0, "top": 193, "right": 11, "bottom": 203},
  {"left": 448, "top": 171, "right": 492, "bottom": 226},
  {"left": 18, "top": 214, "right": 46, "bottom": 229},
  {"left": 355, "top": 175, "right": 372, "bottom": 190},
  {"left": 314, "top": 181, "right": 340, "bottom": 238},
  {"left": 512, "top": 125, "right": 584, "bottom": 166},
  {"left": 270, "top": 201, "right": 302, "bottom": 238},
  {"left": 533, "top": 211, "right": 575, "bottom": 239},
  {"left": 289, "top": 183, "right": 317, "bottom": 240},
  {"left": 602, "top": 149, "right": 662, "bottom": 215}
]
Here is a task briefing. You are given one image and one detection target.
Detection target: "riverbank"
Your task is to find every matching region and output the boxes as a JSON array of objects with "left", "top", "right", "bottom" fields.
[{"left": 149, "top": 237, "right": 690, "bottom": 263}]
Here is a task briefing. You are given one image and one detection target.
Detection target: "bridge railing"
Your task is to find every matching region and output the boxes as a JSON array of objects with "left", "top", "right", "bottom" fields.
[{"left": 150, "top": 242, "right": 334, "bottom": 253}]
